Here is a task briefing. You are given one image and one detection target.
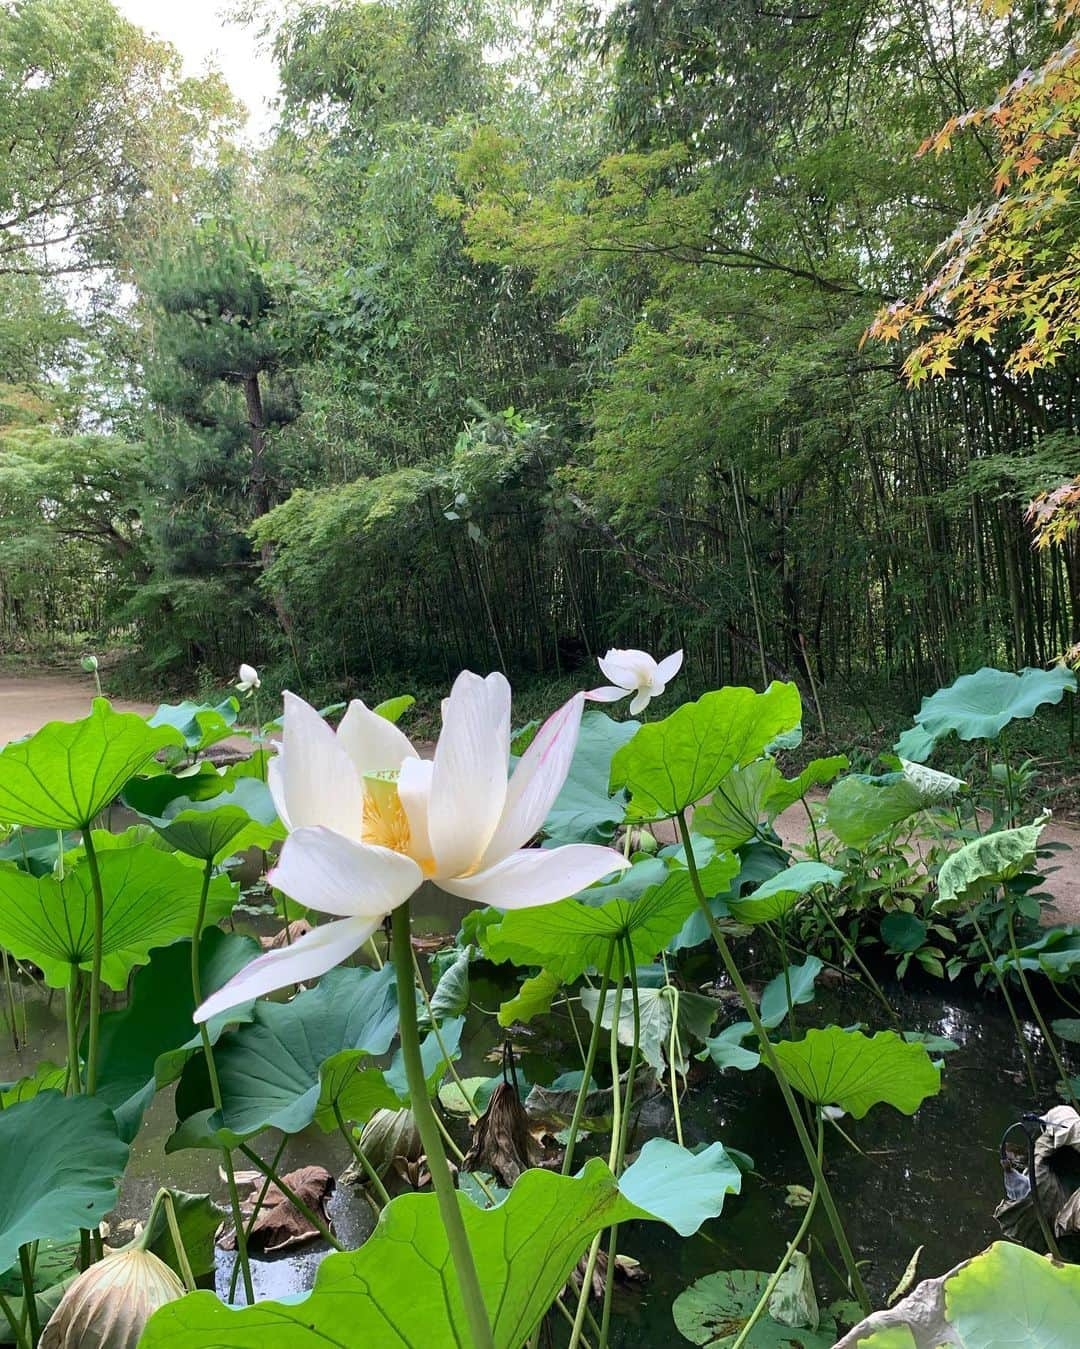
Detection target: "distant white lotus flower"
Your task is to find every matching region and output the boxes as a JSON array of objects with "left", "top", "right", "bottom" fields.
[
  {"left": 195, "top": 672, "right": 628, "bottom": 1022},
  {"left": 587, "top": 648, "right": 684, "bottom": 716},
  {"left": 236, "top": 663, "right": 261, "bottom": 695}
]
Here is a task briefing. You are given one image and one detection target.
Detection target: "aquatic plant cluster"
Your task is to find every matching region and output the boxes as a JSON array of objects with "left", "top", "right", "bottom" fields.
[{"left": 0, "top": 656, "right": 1077, "bottom": 1347}]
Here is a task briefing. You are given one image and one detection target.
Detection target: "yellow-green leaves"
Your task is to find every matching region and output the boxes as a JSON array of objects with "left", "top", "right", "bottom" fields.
[
  {"left": 610, "top": 682, "right": 802, "bottom": 820},
  {"left": 0, "top": 699, "right": 182, "bottom": 829},
  {"left": 771, "top": 1029, "right": 940, "bottom": 1119}
]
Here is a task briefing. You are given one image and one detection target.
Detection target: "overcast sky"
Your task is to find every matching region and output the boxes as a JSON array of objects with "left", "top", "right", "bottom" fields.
[{"left": 112, "top": 1, "right": 281, "bottom": 139}]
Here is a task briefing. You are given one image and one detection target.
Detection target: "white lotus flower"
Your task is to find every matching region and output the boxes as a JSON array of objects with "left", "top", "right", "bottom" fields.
[
  {"left": 587, "top": 648, "right": 683, "bottom": 716},
  {"left": 195, "top": 672, "right": 628, "bottom": 1022},
  {"left": 235, "top": 663, "right": 261, "bottom": 694}
]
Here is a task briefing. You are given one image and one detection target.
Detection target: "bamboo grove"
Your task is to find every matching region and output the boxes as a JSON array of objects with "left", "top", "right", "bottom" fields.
[{"left": 1, "top": 0, "right": 1079, "bottom": 711}]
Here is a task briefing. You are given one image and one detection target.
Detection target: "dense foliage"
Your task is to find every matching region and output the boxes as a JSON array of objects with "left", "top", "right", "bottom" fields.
[{"left": 2, "top": 0, "right": 1079, "bottom": 707}]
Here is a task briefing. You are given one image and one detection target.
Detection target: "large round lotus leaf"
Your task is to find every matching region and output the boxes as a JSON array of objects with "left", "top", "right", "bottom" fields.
[
  {"left": 142, "top": 1147, "right": 740, "bottom": 1348},
  {"left": 0, "top": 699, "right": 182, "bottom": 829},
  {"left": 0, "top": 1092, "right": 128, "bottom": 1273},
  {"left": 147, "top": 697, "right": 239, "bottom": 751},
  {"left": 0, "top": 837, "right": 236, "bottom": 989},
  {"left": 826, "top": 761, "right": 963, "bottom": 848},
  {"left": 611, "top": 683, "right": 802, "bottom": 820},
  {"left": 672, "top": 1268, "right": 836, "bottom": 1347},
  {"left": 771, "top": 1028, "right": 940, "bottom": 1118},
  {"left": 835, "top": 1241, "right": 1080, "bottom": 1347},
  {"left": 728, "top": 862, "right": 843, "bottom": 925},
  {"left": 895, "top": 665, "right": 1076, "bottom": 762}
]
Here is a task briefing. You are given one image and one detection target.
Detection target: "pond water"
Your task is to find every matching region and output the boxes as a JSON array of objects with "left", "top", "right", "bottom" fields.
[{"left": 0, "top": 884, "right": 1069, "bottom": 1346}]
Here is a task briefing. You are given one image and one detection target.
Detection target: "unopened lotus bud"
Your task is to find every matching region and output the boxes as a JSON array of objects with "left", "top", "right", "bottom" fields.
[
  {"left": 40, "top": 1248, "right": 185, "bottom": 1349},
  {"left": 81, "top": 655, "right": 99, "bottom": 673},
  {"left": 358, "top": 1106, "right": 422, "bottom": 1177}
]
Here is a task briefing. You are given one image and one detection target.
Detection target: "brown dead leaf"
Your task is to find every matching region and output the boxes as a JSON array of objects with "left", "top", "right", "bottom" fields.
[{"left": 220, "top": 1165, "right": 335, "bottom": 1254}]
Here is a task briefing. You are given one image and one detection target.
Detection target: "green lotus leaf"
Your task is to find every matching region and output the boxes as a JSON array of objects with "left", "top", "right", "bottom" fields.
[
  {"left": 173, "top": 964, "right": 399, "bottom": 1139},
  {"left": 894, "top": 664, "right": 1077, "bottom": 762},
  {"left": 580, "top": 982, "right": 719, "bottom": 1076},
  {"left": 0, "top": 828, "right": 75, "bottom": 876},
  {"left": 700, "top": 1020, "right": 760, "bottom": 1073},
  {"left": 497, "top": 968, "right": 563, "bottom": 1028},
  {"left": 835, "top": 1241, "right": 1080, "bottom": 1347},
  {"left": 142, "top": 1147, "right": 739, "bottom": 1348},
  {"left": 0, "top": 700, "right": 182, "bottom": 829},
  {"left": 698, "top": 756, "right": 848, "bottom": 851},
  {"left": 427, "top": 944, "right": 473, "bottom": 1021},
  {"left": 935, "top": 821, "right": 1045, "bottom": 911},
  {"left": 94, "top": 928, "right": 262, "bottom": 1141},
  {"left": 611, "top": 682, "right": 802, "bottom": 820},
  {"left": 0, "top": 837, "right": 236, "bottom": 989},
  {"left": 728, "top": 861, "right": 843, "bottom": 925},
  {"left": 315, "top": 1052, "right": 402, "bottom": 1132},
  {"left": 125, "top": 770, "right": 283, "bottom": 861},
  {"left": 0, "top": 1092, "right": 129, "bottom": 1274},
  {"left": 483, "top": 855, "right": 739, "bottom": 984},
  {"left": 771, "top": 1028, "right": 941, "bottom": 1119},
  {"left": 1, "top": 1059, "right": 70, "bottom": 1107},
  {"left": 669, "top": 841, "right": 784, "bottom": 951},
  {"left": 826, "top": 761, "right": 962, "bottom": 848},
  {"left": 148, "top": 697, "right": 239, "bottom": 751},
  {"left": 373, "top": 694, "right": 415, "bottom": 723},
  {"left": 673, "top": 1267, "right": 839, "bottom": 1347},
  {"left": 759, "top": 956, "right": 824, "bottom": 1029},
  {"left": 141, "top": 1189, "right": 225, "bottom": 1283},
  {"left": 543, "top": 711, "right": 640, "bottom": 846}
]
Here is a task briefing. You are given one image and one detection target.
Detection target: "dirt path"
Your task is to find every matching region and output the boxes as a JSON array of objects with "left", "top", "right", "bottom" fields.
[
  {"left": 0, "top": 673, "right": 155, "bottom": 742},
  {"left": 4, "top": 672, "right": 1080, "bottom": 923}
]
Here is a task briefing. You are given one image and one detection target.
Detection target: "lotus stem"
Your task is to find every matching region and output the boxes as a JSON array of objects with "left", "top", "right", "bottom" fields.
[
  {"left": 191, "top": 858, "right": 254, "bottom": 1305},
  {"left": 18, "top": 1246, "right": 38, "bottom": 1345},
  {"left": 732, "top": 1114, "right": 824, "bottom": 1349},
  {"left": 237, "top": 1143, "right": 342, "bottom": 1250},
  {"left": 0, "top": 1289, "right": 28, "bottom": 1349},
  {"left": 334, "top": 1102, "right": 391, "bottom": 1207},
  {"left": 1003, "top": 895, "right": 1079, "bottom": 1110},
  {"left": 80, "top": 829, "right": 105, "bottom": 1095},
  {"left": 65, "top": 967, "right": 80, "bottom": 1095},
  {"left": 969, "top": 909, "right": 1039, "bottom": 1095},
  {"left": 157, "top": 1191, "right": 197, "bottom": 1292},
  {"left": 601, "top": 938, "right": 642, "bottom": 1347},
  {"left": 678, "top": 810, "right": 870, "bottom": 1315},
  {"left": 228, "top": 1136, "right": 286, "bottom": 1303},
  {"left": 390, "top": 904, "right": 494, "bottom": 1349},
  {"left": 562, "top": 939, "right": 617, "bottom": 1177}
]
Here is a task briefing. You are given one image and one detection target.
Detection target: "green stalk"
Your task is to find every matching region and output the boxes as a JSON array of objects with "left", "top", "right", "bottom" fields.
[
  {"left": 678, "top": 812, "right": 870, "bottom": 1314},
  {"left": 228, "top": 1136, "right": 286, "bottom": 1303},
  {"left": 0, "top": 1290, "right": 28, "bottom": 1349},
  {"left": 562, "top": 940, "right": 617, "bottom": 1176},
  {"left": 80, "top": 830, "right": 106, "bottom": 1095},
  {"left": 17, "top": 1247, "right": 38, "bottom": 1345},
  {"left": 191, "top": 859, "right": 254, "bottom": 1305},
  {"left": 810, "top": 894, "right": 903, "bottom": 1033},
  {"left": 1, "top": 948, "right": 18, "bottom": 1052},
  {"left": 411, "top": 948, "right": 478, "bottom": 1113},
  {"left": 160, "top": 1192, "right": 197, "bottom": 1292},
  {"left": 1003, "top": 895, "right": 1079, "bottom": 1108},
  {"left": 732, "top": 1114, "right": 824, "bottom": 1349},
  {"left": 668, "top": 990, "right": 684, "bottom": 1148},
  {"left": 237, "top": 1144, "right": 342, "bottom": 1250},
  {"left": 969, "top": 908, "right": 1038, "bottom": 1095},
  {"left": 334, "top": 1102, "right": 391, "bottom": 1206},
  {"left": 601, "top": 939, "right": 642, "bottom": 1348},
  {"left": 390, "top": 905, "right": 494, "bottom": 1349},
  {"left": 569, "top": 953, "right": 626, "bottom": 1349},
  {"left": 64, "top": 968, "right": 80, "bottom": 1095}
]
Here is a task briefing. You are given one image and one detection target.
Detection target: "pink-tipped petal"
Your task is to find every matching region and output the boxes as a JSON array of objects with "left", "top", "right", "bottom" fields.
[
  {"left": 655, "top": 649, "right": 684, "bottom": 684},
  {"left": 481, "top": 693, "right": 585, "bottom": 864},
  {"left": 598, "top": 648, "right": 656, "bottom": 691},
  {"left": 337, "top": 699, "right": 418, "bottom": 778},
  {"left": 585, "top": 685, "right": 630, "bottom": 703},
  {"left": 428, "top": 671, "right": 511, "bottom": 878},
  {"left": 439, "top": 844, "right": 629, "bottom": 909},
  {"left": 269, "top": 827, "right": 422, "bottom": 918},
  {"left": 193, "top": 914, "right": 379, "bottom": 1023},
  {"left": 274, "top": 692, "right": 365, "bottom": 840}
]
